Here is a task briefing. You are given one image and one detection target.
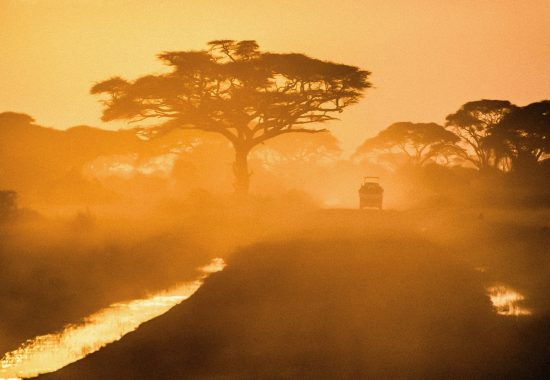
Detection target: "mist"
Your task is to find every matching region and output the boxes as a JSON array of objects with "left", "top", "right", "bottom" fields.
[
  {"left": 23, "top": 212, "right": 550, "bottom": 379},
  {"left": 2, "top": 98, "right": 550, "bottom": 379},
  {"left": 2, "top": 0, "right": 550, "bottom": 375}
]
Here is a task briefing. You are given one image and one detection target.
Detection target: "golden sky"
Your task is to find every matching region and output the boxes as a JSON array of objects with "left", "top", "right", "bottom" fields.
[{"left": 1, "top": 0, "right": 550, "bottom": 155}]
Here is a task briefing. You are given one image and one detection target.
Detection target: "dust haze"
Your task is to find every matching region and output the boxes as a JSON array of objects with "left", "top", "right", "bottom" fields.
[{"left": 2, "top": 102, "right": 550, "bottom": 379}]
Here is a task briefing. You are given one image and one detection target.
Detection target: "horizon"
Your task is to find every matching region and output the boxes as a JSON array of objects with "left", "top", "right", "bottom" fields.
[{"left": 2, "top": 0, "right": 550, "bottom": 156}]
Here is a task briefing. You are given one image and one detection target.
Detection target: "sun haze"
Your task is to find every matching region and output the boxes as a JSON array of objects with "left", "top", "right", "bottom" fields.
[
  {"left": 3, "top": 2, "right": 550, "bottom": 377},
  {"left": 1, "top": 0, "right": 549, "bottom": 155}
]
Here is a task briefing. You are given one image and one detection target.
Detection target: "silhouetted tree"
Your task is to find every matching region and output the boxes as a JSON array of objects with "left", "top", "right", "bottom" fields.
[
  {"left": 352, "top": 122, "right": 459, "bottom": 168},
  {"left": 91, "top": 40, "right": 371, "bottom": 195},
  {"left": 487, "top": 100, "right": 550, "bottom": 173},
  {"left": 0, "top": 112, "right": 143, "bottom": 203},
  {"left": 445, "top": 100, "right": 514, "bottom": 170}
]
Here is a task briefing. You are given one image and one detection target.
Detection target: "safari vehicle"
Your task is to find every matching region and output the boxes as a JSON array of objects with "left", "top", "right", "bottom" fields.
[{"left": 359, "top": 177, "right": 383, "bottom": 209}]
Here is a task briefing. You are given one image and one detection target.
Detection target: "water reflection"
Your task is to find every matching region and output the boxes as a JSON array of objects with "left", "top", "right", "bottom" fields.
[
  {"left": 475, "top": 267, "right": 531, "bottom": 316},
  {"left": 0, "top": 258, "right": 225, "bottom": 380},
  {"left": 488, "top": 285, "right": 531, "bottom": 316},
  {"left": 0, "top": 260, "right": 531, "bottom": 379}
]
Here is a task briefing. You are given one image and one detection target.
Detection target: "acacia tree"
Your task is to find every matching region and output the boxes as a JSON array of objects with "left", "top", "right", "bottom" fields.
[
  {"left": 444, "top": 100, "right": 514, "bottom": 170},
  {"left": 487, "top": 100, "right": 550, "bottom": 172},
  {"left": 91, "top": 40, "right": 371, "bottom": 195},
  {"left": 352, "top": 122, "right": 459, "bottom": 168}
]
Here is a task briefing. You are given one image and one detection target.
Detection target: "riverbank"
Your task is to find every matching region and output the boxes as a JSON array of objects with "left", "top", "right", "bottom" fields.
[
  {"left": 2, "top": 201, "right": 550, "bottom": 378},
  {"left": 32, "top": 235, "right": 550, "bottom": 380}
]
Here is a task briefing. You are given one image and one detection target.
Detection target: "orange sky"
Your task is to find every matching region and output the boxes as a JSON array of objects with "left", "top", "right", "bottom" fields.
[{"left": 1, "top": 0, "right": 549, "bottom": 156}]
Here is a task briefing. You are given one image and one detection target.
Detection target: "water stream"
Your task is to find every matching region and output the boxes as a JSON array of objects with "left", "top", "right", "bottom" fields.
[
  {"left": 0, "top": 258, "right": 225, "bottom": 380},
  {"left": 487, "top": 285, "right": 531, "bottom": 316},
  {"left": 0, "top": 260, "right": 531, "bottom": 379}
]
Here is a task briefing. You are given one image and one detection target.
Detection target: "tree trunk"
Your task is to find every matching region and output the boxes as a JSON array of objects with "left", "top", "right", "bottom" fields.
[{"left": 232, "top": 147, "right": 252, "bottom": 196}]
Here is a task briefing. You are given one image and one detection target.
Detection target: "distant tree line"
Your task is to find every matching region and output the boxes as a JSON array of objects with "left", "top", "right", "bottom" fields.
[
  {"left": 354, "top": 99, "right": 550, "bottom": 175},
  {"left": 2, "top": 34, "right": 548, "bottom": 208},
  {"left": 2, "top": 98, "right": 549, "bottom": 208},
  {"left": 0, "top": 110, "right": 347, "bottom": 205}
]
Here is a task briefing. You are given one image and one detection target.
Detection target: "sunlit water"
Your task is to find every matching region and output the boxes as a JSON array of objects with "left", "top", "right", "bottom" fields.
[
  {"left": 0, "top": 259, "right": 531, "bottom": 379},
  {"left": 0, "top": 259, "right": 225, "bottom": 380},
  {"left": 488, "top": 285, "right": 531, "bottom": 316},
  {"left": 474, "top": 267, "right": 531, "bottom": 316}
]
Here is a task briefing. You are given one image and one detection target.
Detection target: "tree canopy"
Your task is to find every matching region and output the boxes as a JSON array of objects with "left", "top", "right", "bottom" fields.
[
  {"left": 487, "top": 100, "right": 550, "bottom": 172},
  {"left": 353, "top": 122, "right": 459, "bottom": 167},
  {"left": 445, "top": 100, "right": 513, "bottom": 170},
  {"left": 91, "top": 39, "right": 371, "bottom": 194}
]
